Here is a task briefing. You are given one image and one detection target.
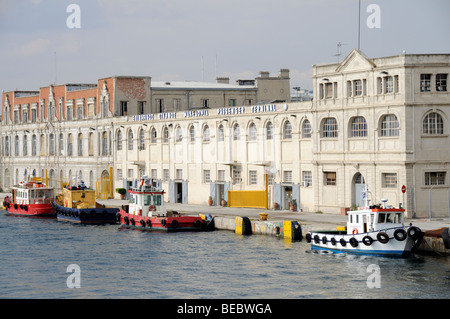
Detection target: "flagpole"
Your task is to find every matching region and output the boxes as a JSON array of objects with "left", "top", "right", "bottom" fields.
[{"left": 358, "top": 0, "right": 361, "bottom": 50}]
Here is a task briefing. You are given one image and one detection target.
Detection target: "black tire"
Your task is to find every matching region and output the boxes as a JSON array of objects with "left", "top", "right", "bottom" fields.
[
  {"left": 407, "top": 227, "right": 420, "bottom": 240},
  {"left": 161, "top": 219, "right": 167, "bottom": 226},
  {"left": 140, "top": 220, "right": 146, "bottom": 227},
  {"left": 124, "top": 216, "right": 129, "bottom": 225},
  {"left": 171, "top": 219, "right": 179, "bottom": 228},
  {"left": 394, "top": 229, "right": 407, "bottom": 241},
  {"left": 313, "top": 235, "right": 320, "bottom": 244},
  {"left": 362, "top": 235, "right": 373, "bottom": 246},
  {"left": 322, "top": 236, "right": 327, "bottom": 244},
  {"left": 330, "top": 237, "right": 337, "bottom": 246},
  {"left": 242, "top": 217, "right": 252, "bottom": 235},
  {"left": 130, "top": 218, "right": 135, "bottom": 226},
  {"left": 377, "top": 232, "right": 390, "bottom": 244},
  {"left": 146, "top": 219, "right": 152, "bottom": 227},
  {"left": 305, "top": 233, "right": 312, "bottom": 243},
  {"left": 340, "top": 238, "right": 347, "bottom": 246},
  {"left": 349, "top": 237, "right": 358, "bottom": 247}
]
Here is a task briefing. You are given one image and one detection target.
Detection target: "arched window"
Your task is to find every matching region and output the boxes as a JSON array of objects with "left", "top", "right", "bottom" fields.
[
  {"left": 102, "top": 131, "right": 109, "bottom": 155},
  {"left": 233, "top": 124, "right": 240, "bottom": 141},
  {"left": 380, "top": 114, "right": 399, "bottom": 137},
  {"left": 23, "top": 135, "right": 28, "bottom": 156},
  {"left": 117, "top": 130, "right": 123, "bottom": 151},
  {"left": 203, "top": 125, "right": 210, "bottom": 142},
  {"left": 59, "top": 133, "right": 64, "bottom": 155},
  {"left": 88, "top": 132, "right": 94, "bottom": 156},
  {"left": 77, "top": 133, "right": 83, "bottom": 156},
  {"left": 150, "top": 128, "right": 157, "bottom": 143},
  {"left": 67, "top": 134, "right": 73, "bottom": 156},
  {"left": 351, "top": 116, "right": 367, "bottom": 137},
  {"left": 163, "top": 127, "right": 169, "bottom": 143},
  {"left": 302, "top": 119, "right": 311, "bottom": 138},
  {"left": 283, "top": 120, "right": 292, "bottom": 139},
  {"left": 176, "top": 126, "right": 183, "bottom": 142},
  {"left": 128, "top": 130, "right": 134, "bottom": 150},
  {"left": 189, "top": 125, "right": 195, "bottom": 142},
  {"left": 322, "top": 118, "right": 338, "bottom": 138},
  {"left": 266, "top": 121, "right": 273, "bottom": 140},
  {"left": 248, "top": 123, "right": 257, "bottom": 141},
  {"left": 31, "top": 135, "right": 37, "bottom": 156},
  {"left": 217, "top": 125, "right": 224, "bottom": 142},
  {"left": 423, "top": 112, "right": 444, "bottom": 135},
  {"left": 139, "top": 128, "right": 145, "bottom": 149}
]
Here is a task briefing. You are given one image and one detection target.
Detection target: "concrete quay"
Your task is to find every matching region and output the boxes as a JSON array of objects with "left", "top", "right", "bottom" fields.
[{"left": 98, "top": 198, "right": 450, "bottom": 234}]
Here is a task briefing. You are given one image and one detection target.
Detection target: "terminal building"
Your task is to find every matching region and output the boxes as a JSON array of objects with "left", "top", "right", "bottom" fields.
[{"left": 2, "top": 50, "right": 450, "bottom": 218}]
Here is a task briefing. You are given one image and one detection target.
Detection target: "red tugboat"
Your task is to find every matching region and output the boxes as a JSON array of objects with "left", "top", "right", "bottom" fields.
[
  {"left": 117, "top": 177, "right": 213, "bottom": 231},
  {"left": 3, "top": 178, "right": 55, "bottom": 217}
]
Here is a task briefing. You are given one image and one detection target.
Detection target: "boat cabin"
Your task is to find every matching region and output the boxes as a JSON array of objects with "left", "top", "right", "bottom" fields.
[
  {"left": 127, "top": 181, "right": 167, "bottom": 217},
  {"left": 347, "top": 199, "right": 405, "bottom": 234},
  {"left": 63, "top": 185, "right": 96, "bottom": 209},
  {"left": 12, "top": 179, "right": 54, "bottom": 205}
]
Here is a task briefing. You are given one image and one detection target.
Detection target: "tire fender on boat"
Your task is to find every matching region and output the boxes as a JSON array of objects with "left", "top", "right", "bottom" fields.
[
  {"left": 124, "top": 216, "right": 129, "bottom": 225},
  {"left": 146, "top": 219, "right": 152, "bottom": 227},
  {"left": 194, "top": 220, "right": 202, "bottom": 228},
  {"left": 394, "top": 229, "right": 407, "bottom": 241},
  {"left": 330, "top": 237, "right": 337, "bottom": 246},
  {"left": 322, "top": 236, "right": 327, "bottom": 244},
  {"left": 349, "top": 237, "right": 359, "bottom": 247},
  {"left": 171, "top": 219, "right": 179, "bottom": 228},
  {"left": 362, "top": 235, "right": 373, "bottom": 246},
  {"left": 313, "top": 235, "right": 320, "bottom": 244},
  {"left": 340, "top": 238, "right": 347, "bottom": 246},
  {"left": 161, "top": 219, "right": 167, "bottom": 226},
  {"left": 305, "top": 233, "right": 312, "bottom": 243},
  {"left": 130, "top": 218, "right": 135, "bottom": 226},
  {"left": 140, "top": 219, "right": 146, "bottom": 227},
  {"left": 377, "top": 232, "right": 390, "bottom": 244},
  {"left": 407, "top": 227, "right": 420, "bottom": 240}
]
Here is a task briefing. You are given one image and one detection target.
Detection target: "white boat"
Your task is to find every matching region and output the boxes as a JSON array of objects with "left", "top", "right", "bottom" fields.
[{"left": 306, "top": 198, "right": 422, "bottom": 257}]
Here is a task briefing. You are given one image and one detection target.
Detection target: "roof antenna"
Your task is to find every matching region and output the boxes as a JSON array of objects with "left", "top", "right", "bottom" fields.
[{"left": 333, "top": 42, "right": 347, "bottom": 63}]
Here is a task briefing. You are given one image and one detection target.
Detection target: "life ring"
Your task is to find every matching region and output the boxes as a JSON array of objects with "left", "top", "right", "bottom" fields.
[
  {"left": 340, "top": 238, "right": 347, "bottom": 246},
  {"left": 149, "top": 205, "right": 156, "bottom": 211},
  {"left": 171, "top": 219, "right": 179, "bottom": 228},
  {"left": 330, "top": 237, "right": 337, "bottom": 246},
  {"left": 352, "top": 228, "right": 359, "bottom": 235},
  {"left": 146, "top": 219, "right": 152, "bottom": 227},
  {"left": 407, "top": 227, "right": 420, "bottom": 240},
  {"left": 394, "top": 229, "right": 407, "bottom": 241},
  {"left": 362, "top": 235, "right": 373, "bottom": 246},
  {"left": 161, "top": 219, "right": 167, "bottom": 226},
  {"left": 140, "top": 220, "right": 146, "bottom": 227},
  {"left": 305, "top": 233, "right": 312, "bottom": 243},
  {"left": 377, "top": 232, "right": 390, "bottom": 244},
  {"left": 321, "top": 236, "right": 328, "bottom": 244},
  {"left": 349, "top": 237, "right": 359, "bottom": 247}
]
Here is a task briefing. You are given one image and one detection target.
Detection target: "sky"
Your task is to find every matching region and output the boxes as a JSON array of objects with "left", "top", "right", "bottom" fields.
[{"left": 1, "top": 0, "right": 449, "bottom": 93}]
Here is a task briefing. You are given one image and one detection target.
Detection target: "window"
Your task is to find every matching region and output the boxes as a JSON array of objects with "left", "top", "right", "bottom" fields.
[
  {"left": 229, "top": 99, "right": 236, "bottom": 106},
  {"left": 163, "top": 127, "right": 169, "bottom": 143},
  {"left": 217, "top": 125, "right": 224, "bottom": 142},
  {"left": 102, "top": 132, "right": 108, "bottom": 155},
  {"left": 302, "top": 120, "right": 311, "bottom": 138},
  {"left": 151, "top": 128, "right": 157, "bottom": 143},
  {"left": 59, "top": 133, "right": 64, "bottom": 155},
  {"left": 351, "top": 116, "right": 367, "bottom": 137},
  {"left": 77, "top": 133, "right": 82, "bottom": 156},
  {"left": 32, "top": 135, "right": 37, "bottom": 156},
  {"left": 151, "top": 169, "right": 157, "bottom": 179},
  {"left": 117, "top": 131, "right": 123, "bottom": 151},
  {"left": 233, "top": 124, "right": 240, "bottom": 141},
  {"left": 203, "top": 170, "right": 211, "bottom": 183},
  {"left": 128, "top": 130, "right": 134, "bottom": 150},
  {"left": 322, "top": 118, "right": 338, "bottom": 138},
  {"left": 436, "top": 74, "right": 447, "bottom": 92},
  {"left": 31, "top": 108, "right": 37, "bottom": 123},
  {"left": 423, "top": 112, "right": 444, "bottom": 135},
  {"left": 203, "top": 125, "right": 210, "bottom": 142},
  {"left": 354, "top": 80, "right": 363, "bottom": 96},
  {"left": 120, "top": 101, "right": 128, "bottom": 116},
  {"left": 23, "top": 135, "right": 28, "bottom": 156},
  {"left": 138, "top": 101, "right": 145, "bottom": 115},
  {"left": 266, "top": 121, "right": 273, "bottom": 140},
  {"left": 283, "top": 120, "right": 292, "bottom": 139},
  {"left": 283, "top": 171, "right": 292, "bottom": 183},
  {"left": 381, "top": 114, "right": 399, "bottom": 137},
  {"left": 232, "top": 168, "right": 241, "bottom": 184},
  {"left": 249, "top": 170, "right": 257, "bottom": 185},
  {"left": 88, "top": 133, "right": 94, "bottom": 156},
  {"left": 14, "top": 135, "right": 19, "bottom": 156},
  {"left": 173, "top": 99, "right": 181, "bottom": 112},
  {"left": 420, "top": 74, "right": 431, "bottom": 92},
  {"left": 176, "top": 169, "right": 183, "bottom": 180},
  {"left": 425, "top": 172, "right": 446, "bottom": 186},
  {"left": 128, "top": 169, "right": 134, "bottom": 178},
  {"left": 156, "top": 99, "right": 164, "bottom": 113},
  {"left": 325, "top": 172, "right": 336, "bottom": 186},
  {"left": 176, "top": 126, "right": 183, "bottom": 143},
  {"left": 163, "top": 169, "right": 169, "bottom": 182},
  {"left": 218, "top": 170, "right": 225, "bottom": 181},
  {"left": 139, "top": 129, "right": 145, "bottom": 149},
  {"left": 189, "top": 126, "right": 195, "bottom": 142},
  {"left": 382, "top": 173, "right": 397, "bottom": 188},
  {"left": 40, "top": 134, "right": 45, "bottom": 156},
  {"left": 67, "top": 105, "right": 73, "bottom": 120},
  {"left": 67, "top": 134, "right": 73, "bottom": 156},
  {"left": 302, "top": 171, "right": 312, "bottom": 187},
  {"left": 248, "top": 123, "right": 257, "bottom": 141},
  {"left": 201, "top": 99, "right": 209, "bottom": 108}
]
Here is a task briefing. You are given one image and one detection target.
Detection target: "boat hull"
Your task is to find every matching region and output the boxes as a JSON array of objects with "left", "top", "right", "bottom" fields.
[
  {"left": 54, "top": 202, "right": 119, "bottom": 224},
  {"left": 5, "top": 203, "right": 55, "bottom": 217},
  {"left": 307, "top": 226, "right": 421, "bottom": 258},
  {"left": 118, "top": 209, "right": 211, "bottom": 232}
]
